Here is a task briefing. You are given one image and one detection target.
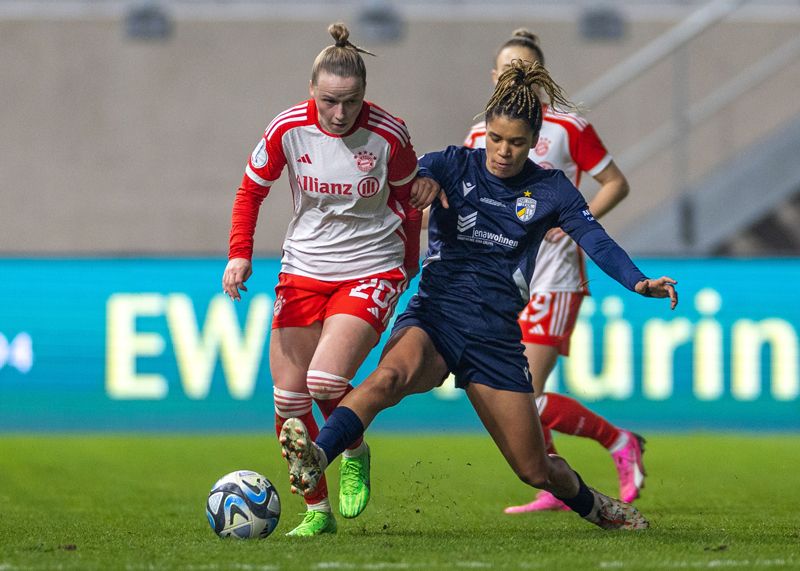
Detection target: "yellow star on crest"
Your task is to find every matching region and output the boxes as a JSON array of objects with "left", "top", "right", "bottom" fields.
[{"left": 523, "top": 191, "right": 532, "bottom": 197}]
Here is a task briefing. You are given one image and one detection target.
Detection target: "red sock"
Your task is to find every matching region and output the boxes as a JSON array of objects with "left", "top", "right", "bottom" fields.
[
  {"left": 275, "top": 411, "right": 329, "bottom": 505},
  {"left": 313, "top": 384, "right": 364, "bottom": 450},
  {"left": 539, "top": 393, "right": 621, "bottom": 450}
]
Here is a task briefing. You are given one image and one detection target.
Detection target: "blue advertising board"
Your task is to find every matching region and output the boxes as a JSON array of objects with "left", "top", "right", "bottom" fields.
[{"left": 0, "top": 258, "right": 798, "bottom": 431}]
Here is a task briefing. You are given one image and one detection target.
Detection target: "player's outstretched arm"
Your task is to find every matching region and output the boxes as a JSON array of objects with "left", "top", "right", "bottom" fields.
[
  {"left": 222, "top": 257, "right": 252, "bottom": 301},
  {"left": 635, "top": 276, "right": 679, "bottom": 309}
]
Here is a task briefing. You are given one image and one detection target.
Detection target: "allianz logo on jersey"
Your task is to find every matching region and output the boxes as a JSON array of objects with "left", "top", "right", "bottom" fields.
[
  {"left": 456, "top": 211, "right": 519, "bottom": 248},
  {"left": 294, "top": 175, "right": 382, "bottom": 198},
  {"left": 296, "top": 175, "right": 353, "bottom": 195}
]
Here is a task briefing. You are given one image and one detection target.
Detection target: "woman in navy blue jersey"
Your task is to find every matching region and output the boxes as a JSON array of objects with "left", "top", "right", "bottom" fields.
[{"left": 279, "top": 60, "right": 677, "bottom": 531}]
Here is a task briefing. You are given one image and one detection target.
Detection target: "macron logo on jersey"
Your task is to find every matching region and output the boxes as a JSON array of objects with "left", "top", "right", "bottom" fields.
[
  {"left": 457, "top": 212, "right": 478, "bottom": 233},
  {"left": 462, "top": 181, "right": 476, "bottom": 196}
]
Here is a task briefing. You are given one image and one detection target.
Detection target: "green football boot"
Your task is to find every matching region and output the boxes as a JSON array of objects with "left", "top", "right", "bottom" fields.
[
  {"left": 338, "top": 444, "right": 371, "bottom": 518},
  {"left": 285, "top": 510, "right": 337, "bottom": 537}
]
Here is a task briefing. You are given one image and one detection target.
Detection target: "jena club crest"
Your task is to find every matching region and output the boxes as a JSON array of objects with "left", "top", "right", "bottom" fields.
[{"left": 515, "top": 196, "right": 537, "bottom": 222}]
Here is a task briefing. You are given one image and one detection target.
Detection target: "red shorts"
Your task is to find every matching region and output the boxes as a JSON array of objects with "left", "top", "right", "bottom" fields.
[
  {"left": 271, "top": 268, "right": 408, "bottom": 334},
  {"left": 518, "top": 291, "right": 585, "bottom": 356}
]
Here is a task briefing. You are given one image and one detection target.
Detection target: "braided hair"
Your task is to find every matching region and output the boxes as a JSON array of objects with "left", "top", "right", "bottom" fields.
[
  {"left": 485, "top": 59, "right": 574, "bottom": 135},
  {"left": 311, "top": 23, "right": 376, "bottom": 86}
]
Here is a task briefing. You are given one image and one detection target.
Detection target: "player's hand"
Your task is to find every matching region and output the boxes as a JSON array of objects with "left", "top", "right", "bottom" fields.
[
  {"left": 635, "top": 276, "right": 678, "bottom": 310},
  {"left": 222, "top": 258, "right": 252, "bottom": 301},
  {"left": 410, "top": 177, "right": 448, "bottom": 210},
  {"left": 544, "top": 227, "right": 567, "bottom": 242}
]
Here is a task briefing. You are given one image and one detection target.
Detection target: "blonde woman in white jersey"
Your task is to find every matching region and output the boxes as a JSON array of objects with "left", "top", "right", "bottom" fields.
[
  {"left": 464, "top": 29, "right": 646, "bottom": 513},
  {"left": 222, "top": 23, "right": 433, "bottom": 536}
]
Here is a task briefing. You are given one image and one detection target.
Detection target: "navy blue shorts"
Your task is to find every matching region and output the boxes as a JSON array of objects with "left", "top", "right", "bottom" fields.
[{"left": 391, "top": 302, "right": 533, "bottom": 394}]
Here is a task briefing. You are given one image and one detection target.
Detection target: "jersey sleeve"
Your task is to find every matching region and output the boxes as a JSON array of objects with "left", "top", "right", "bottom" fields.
[
  {"left": 553, "top": 172, "right": 646, "bottom": 291},
  {"left": 553, "top": 171, "right": 603, "bottom": 243},
  {"left": 227, "top": 127, "right": 289, "bottom": 260},
  {"left": 417, "top": 145, "right": 465, "bottom": 204},
  {"left": 384, "top": 118, "right": 422, "bottom": 275},
  {"left": 570, "top": 122, "right": 612, "bottom": 177},
  {"left": 384, "top": 116, "right": 419, "bottom": 186}
]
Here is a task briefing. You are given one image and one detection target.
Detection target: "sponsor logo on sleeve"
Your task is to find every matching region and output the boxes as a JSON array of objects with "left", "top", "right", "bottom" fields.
[{"left": 251, "top": 139, "right": 268, "bottom": 168}]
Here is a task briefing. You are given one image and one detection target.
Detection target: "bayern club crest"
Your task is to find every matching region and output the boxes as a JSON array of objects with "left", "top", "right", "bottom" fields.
[
  {"left": 354, "top": 150, "right": 377, "bottom": 173},
  {"left": 273, "top": 294, "right": 285, "bottom": 316},
  {"left": 534, "top": 137, "right": 551, "bottom": 156},
  {"left": 516, "top": 196, "right": 537, "bottom": 222}
]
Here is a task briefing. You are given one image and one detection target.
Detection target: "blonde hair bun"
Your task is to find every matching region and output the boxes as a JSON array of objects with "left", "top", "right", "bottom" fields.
[{"left": 328, "top": 23, "right": 350, "bottom": 47}]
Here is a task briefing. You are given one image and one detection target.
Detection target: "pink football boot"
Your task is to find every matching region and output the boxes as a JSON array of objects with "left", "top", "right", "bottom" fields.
[
  {"left": 504, "top": 490, "right": 570, "bottom": 514},
  {"left": 612, "top": 431, "right": 647, "bottom": 503}
]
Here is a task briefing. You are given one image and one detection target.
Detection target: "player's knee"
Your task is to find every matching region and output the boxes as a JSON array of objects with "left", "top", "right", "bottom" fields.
[
  {"left": 362, "top": 365, "right": 410, "bottom": 406},
  {"left": 306, "top": 369, "right": 350, "bottom": 402}
]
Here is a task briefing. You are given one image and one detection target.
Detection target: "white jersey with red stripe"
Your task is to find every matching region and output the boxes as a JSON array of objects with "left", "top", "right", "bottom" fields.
[
  {"left": 238, "top": 99, "right": 419, "bottom": 281},
  {"left": 464, "top": 107, "right": 612, "bottom": 293}
]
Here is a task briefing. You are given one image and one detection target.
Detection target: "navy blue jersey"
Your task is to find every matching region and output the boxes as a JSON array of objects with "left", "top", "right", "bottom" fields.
[{"left": 414, "top": 146, "right": 645, "bottom": 340}]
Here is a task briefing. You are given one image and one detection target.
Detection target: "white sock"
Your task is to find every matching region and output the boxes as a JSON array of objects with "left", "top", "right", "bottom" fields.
[
  {"left": 306, "top": 498, "right": 331, "bottom": 513},
  {"left": 342, "top": 440, "right": 369, "bottom": 459},
  {"left": 608, "top": 431, "right": 630, "bottom": 454}
]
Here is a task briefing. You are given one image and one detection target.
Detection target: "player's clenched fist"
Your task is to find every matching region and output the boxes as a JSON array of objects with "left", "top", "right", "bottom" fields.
[
  {"left": 410, "top": 176, "right": 448, "bottom": 210},
  {"left": 222, "top": 258, "right": 252, "bottom": 301}
]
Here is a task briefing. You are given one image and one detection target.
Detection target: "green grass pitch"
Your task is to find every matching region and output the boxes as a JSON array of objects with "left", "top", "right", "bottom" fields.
[{"left": 1, "top": 433, "right": 798, "bottom": 570}]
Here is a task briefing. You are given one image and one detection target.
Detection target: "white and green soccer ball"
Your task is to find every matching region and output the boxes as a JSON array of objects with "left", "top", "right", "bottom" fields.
[{"left": 206, "top": 470, "right": 281, "bottom": 539}]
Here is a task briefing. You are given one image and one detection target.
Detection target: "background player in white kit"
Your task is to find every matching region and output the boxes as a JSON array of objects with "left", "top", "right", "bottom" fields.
[
  {"left": 222, "top": 23, "right": 434, "bottom": 536},
  {"left": 464, "top": 29, "right": 645, "bottom": 513}
]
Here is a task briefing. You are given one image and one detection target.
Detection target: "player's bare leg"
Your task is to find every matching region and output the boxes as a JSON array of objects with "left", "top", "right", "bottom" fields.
[
  {"left": 307, "top": 314, "right": 379, "bottom": 519},
  {"left": 281, "top": 326, "right": 448, "bottom": 496},
  {"left": 466, "top": 383, "right": 649, "bottom": 530},
  {"left": 271, "top": 324, "right": 335, "bottom": 536},
  {"left": 340, "top": 327, "right": 449, "bottom": 427},
  {"left": 505, "top": 342, "right": 647, "bottom": 511},
  {"left": 504, "top": 344, "right": 570, "bottom": 513}
]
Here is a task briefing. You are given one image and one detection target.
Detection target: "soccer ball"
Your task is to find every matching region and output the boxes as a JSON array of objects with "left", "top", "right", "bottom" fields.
[{"left": 206, "top": 470, "right": 281, "bottom": 539}]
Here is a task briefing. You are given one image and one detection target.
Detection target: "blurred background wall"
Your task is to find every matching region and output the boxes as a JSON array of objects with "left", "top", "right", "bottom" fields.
[
  {"left": 3, "top": 0, "right": 800, "bottom": 256},
  {"left": 2, "top": 1, "right": 799, "bottom": 431}
]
